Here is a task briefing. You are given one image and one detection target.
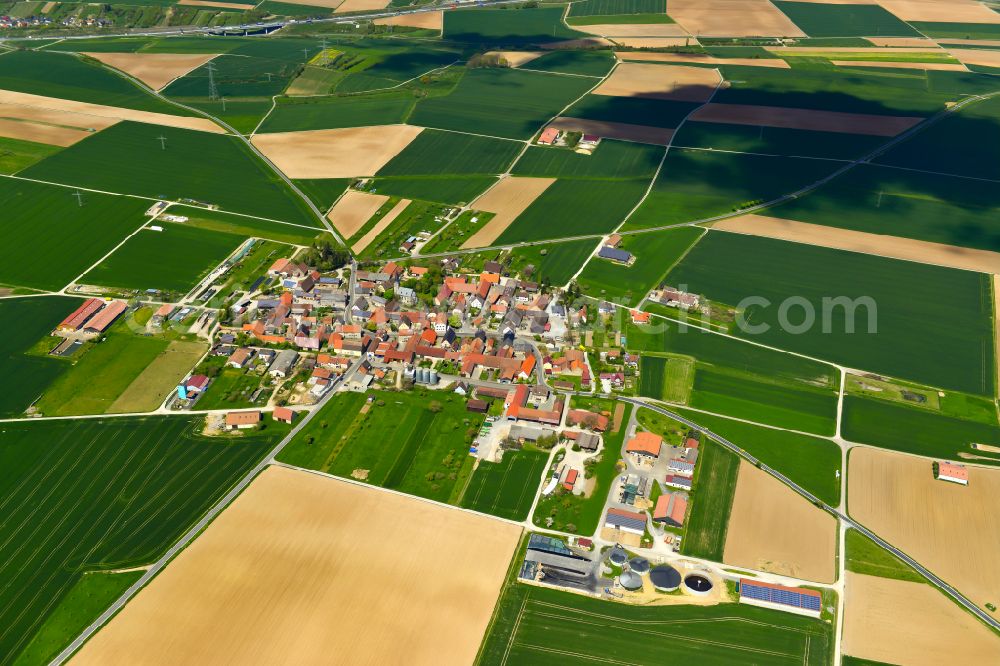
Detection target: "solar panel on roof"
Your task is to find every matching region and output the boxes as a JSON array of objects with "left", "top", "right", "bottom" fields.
[{"left": 740, "top": 581, "right": 821, "bottom": 610}]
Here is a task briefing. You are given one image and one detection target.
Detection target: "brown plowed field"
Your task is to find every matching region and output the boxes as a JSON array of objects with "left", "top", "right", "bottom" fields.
[
  {"left": 326, "top": 190, "right": 390, "bottom": 238},
  {"left": 335, "top": 0, "right": 388, "bottom": 12},
  {"left": 461, "top": 177, "right": 555, "bottom": 248},
  {"left": 616, "top": 50, "right": 790, "bottom": 68},
  {"left": 177, "top": 0, "right": 254, "bottom": 8},
  {"left": 0, "top": 89, "right": 224, "bottom": 134},
  {"left": 690, "top": 102, "right": 922, "bottom": 136},
  {"left": 878, "top": 0, "right": 1000, "bottom": 23},
  {"left": 848, "top": 446, "right": 1000, "bottom": 609},
  {"left": 612, "top": 37, "right": 697, "bottom": 47},
  {"left": 571, "top": 23, "right": 689, "bottom": 37},
  {"left": 84, "top": 52, "right": 219, "bottom": 91},
  {"left": 72, "top": 466, "right": 522, "bottom": 666},
  {"left": 594, "top": 62, "right": 721, "bottom": 102},
  {"left": 843, "top": 573, "right": 1000, "bottom": 665},
  {"left": 483, "top": 51, "right": 544, "bottom": 67},
  {"left": 723, "top": 461, "right": 836, "bottom": 583},
  {"left": 250, "top": 125, "right": 422, "bottom": 179},
  {"left": 946, "top": 48, "right": 1000, "bottom": 67},
  {"left": 374, "top": 10, "right": 442, "bottom": 30},
  {"left": 668, "top": 0, "right": 806, "bottom": 37},
  {"left": 713, "top": 215, "right": 1000, "bottom": 273},
  {"left": 351, "top": 198, "right": 411, "bottom": 253},
  {"left": 0, "top": 109, "right": 114, "bottom": 146},
  {"left": 548, "top": 116, "right": 674, "bottom": 144}
]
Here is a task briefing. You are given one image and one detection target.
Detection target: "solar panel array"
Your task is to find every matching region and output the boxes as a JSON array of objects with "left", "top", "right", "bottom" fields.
[{"left": 740, "top": 581, "right": 822, "bottom": 611}]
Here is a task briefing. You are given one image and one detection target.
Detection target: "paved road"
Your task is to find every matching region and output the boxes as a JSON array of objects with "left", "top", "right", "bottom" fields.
[{"left": 49, "top": 356, "right": 366, "bottom": 666}]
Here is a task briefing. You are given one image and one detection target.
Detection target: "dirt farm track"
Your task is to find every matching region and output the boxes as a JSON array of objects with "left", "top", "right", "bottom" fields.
[
  {"left": 848, "top": 446, "right": 1000, "bottom": 610},
  {"left": 71, "top": 466, "right": 522, "bottom": 666}
]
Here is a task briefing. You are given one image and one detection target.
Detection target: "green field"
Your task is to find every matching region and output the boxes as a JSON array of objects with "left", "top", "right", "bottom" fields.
[
  {"left": 909, "top": 22, "right": 1000, "bottom": 40},
  {"left": 444, "top": 7, "right": 582, "bottom": 44},
  {"left": 0, "top": 415, "right": 278, "bottom": 663},
  {"left": 0, "top": 178, "right": 152, "bottom": 291},
  {"left": 23, "top": 122, "right": 318, "bottom": 225},
  {"left": 410, "top": 68, "right": 595, "bottom": 140},
  {"left": 163, "top": 204, "right": 322, "bottom": 245},
  {"left": 844, "top": 528, "right": 926, "bottom": 583},
  {"left": 675, "top": 121, "right": 885, "bottom": 160},
  {"left": 639, "top": 354, "right": 694, "bottom": 403},
  {"left": 842, "top": 394, "right": 1000, "bottom": 461},
  {"left": 520, "top": 50, "right": 616, "bottom": 77},
  {"left": 83, "top": 223, "right": 245, "bottom": 294},
  {"left": 680, "top": 438, "right": 740, "bottom": 561},
  {"left": 565, "top": 94, "right": 700, "bottom": 128},
  {"left": 674, "top": 408, "right": 843, "bottom": 505},
  {"left": 477, "top": 577, "right": 832, "bottom": 665},
  {"left": 0, "top": 50, "right": 191, "bottom": 115},
  {"left": 508, "top": 239, "right": 598, "bottom": 286},
  {"left": 773, "top": 2, "right": 919, "bottom": 37},
  {"left": 278, "top": 390, "right": 483, "bottom": 503},
  {"left": 576, "top": 226, "right": 703, "bottom": 306},
  {"left": 12, "top": 570, "right": 142, "bottom": 666},
  {"left": 513, "top": 139, "right": 663, "bottom": 180},
  {"left": 258, "top": 92, "right": 415, "bottom": 133},
  {"left": 666, "top": 232, "right": 996, "bottom": 395},
  {"left": 624, "top": 150, "right": 839, "bottom": 229},
  {"left": 0, "top": 296, "right": 80, "bottom": 418},
  {"left": 293, "top": 179, "right": 351, "bottom": 213},
  {"left": 497, "top": 178, "right": 651, "bottom": 243},
  {"left": 0, "top": 136, "right": 61, "bottom": 174},
  {"left": 770, "top": 163, "right": 1000, "bottom": 252},
  {"left": 378, "top": 129, "right": 522, "bottom": 177},
  {"left": 567, "top": 0, "right": 665, "bottom": 16},
  {"left": 369, "top": 176, "right": 497, "bottom": 206},
  {"left": 460, "top": 448, "right": 548, "bottom": 521}
]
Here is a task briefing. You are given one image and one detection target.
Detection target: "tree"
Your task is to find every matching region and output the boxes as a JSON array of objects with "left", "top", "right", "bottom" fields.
[
  {"left": 428, "top": 400, "right": 443, "bottom": 413},
  {"left": 301, "top": 236, "right": 350, "bottom": 271}
]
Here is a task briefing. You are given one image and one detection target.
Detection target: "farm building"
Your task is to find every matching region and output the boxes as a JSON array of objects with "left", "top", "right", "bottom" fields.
[
  {"left": 563, "top": 468, "right": 578, "bottom": 492},
  {"left": 58, "top": 298, "right": 105, "bottom": 332},
  {"left": 650, "top": 565, "right": 681, "bottom": 592},
  {"left": 537, "top": 127, "right": 560, "bottom": 145},
  {"left": 668, "top": 458, "right": 695, "bottom": 477},
  {"left": 597, "top": 247, "right": 635, "bottom": 265},
  {"left": 652, "top": 493, "right": 688, "bottom": 528},
  {"left": 739, "top": 579, "right": 822, "bottom": 618},
  {"left": 625, "top": 432, "right": 663, "bottom": 460},
  {"left": 82, "top": 300, "right": 126, "bottom": 334},
  {"left": 185, "top": 375, "right": 210, "bottom": 394},
  {"left": 664, "top": 474, "right": 692, "bottom": 490},
  {"left": 604, "top": 507, "right": 647, "bottom": 536},
  {"left": 466, "top": 399, "right": 489, "bottom": 413},
  {"left": 226, "top": 411, "right": 261, "bottom": 430},
  {"left": 934, "top": 461, "right": 968, "bottom": 485},
  {"left": 273, "top": 407, "right": 295, "bottom": 424}
]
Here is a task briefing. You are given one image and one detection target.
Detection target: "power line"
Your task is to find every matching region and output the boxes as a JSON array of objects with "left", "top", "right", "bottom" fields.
[
  {"left": 156, "top": 135, "right": 167, "bottom": 150},
  {"left": 206, "top": 61, "right": 219, "bottom": 101},
  {"left": 71, "top": 190, "right": 84, "bottom": 207}
]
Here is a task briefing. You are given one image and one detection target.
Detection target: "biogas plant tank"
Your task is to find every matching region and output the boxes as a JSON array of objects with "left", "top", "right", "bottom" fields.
[{"left": 683, "top": 574, "right": 713, "bottom": 596}]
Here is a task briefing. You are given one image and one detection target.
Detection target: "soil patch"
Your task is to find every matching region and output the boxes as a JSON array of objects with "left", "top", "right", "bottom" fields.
[
  {"left": 866, "top": 37, "right": 939, "bottom": 46},
  {"left": 0, "top": 110, "right": 113, "bottom": 147},
  {"left": 483, "top": 50, "right": 545, "bottom": 67},
  {"left": 878, "top": 0, "right": 1000, "bottom": 23},
  {"left": 374, "top": 10, "right": 442, "bottom": 30},
  {"left": 831, "top": 59, "right": 968, "bottom": 70},
  {"left": 617, "top": 50, "right": 790, "bottom": 68},
  {"left": 723, "top": 460, "right": 836, "bottom": 583},
  {"left": 351, "top": 197, "right": 411, "bottom": 253},
  {"left": 41, "top": 1, "right": 55, "bottom": 12},
  {"left": 843, "top": 572, "right": 1000, "bottom": 664},
  {"left": 250, "top": 124, "right": 422, "bottom": 179},
  {"left": 0, "top": 89, "right": 224, "bottom": 134},
  {"left": 84, "top": 52, "right": 219, "bottom": 91},
  {"left": 612, "top": 37, "right": 698, "bottom": 47},
  {"left": 690, "top": 102, "right": 922, "bottom": 136},
  {"left": 72, "top": 466, "right": 521, "bottom": 666},
  {"left": 326, "top": 190, "right": 390, "bottom": 238},
  {"left": 848, "top": 446, "right": 1000, "bottom": 609},
  {"left": 177, "top": 0, "right": 255, "bottom": 8},
  {"left": 946, "top": 47, "right": 1000, "bottom": 67},
  {"left": 593, "top": 62, "right": 721, "bottom": 102},
  {"left": 713, "top": 215, "right": 1000, "bottom": 274},
  {"left": 548, "top": 116, "right": 674, "bottom": 144},
  {"left": 668, "top": 0, "right": 806, "bottom": 37},
  {"left": 335, "top": 0, "right": 388, "bottom": 12},
  {"left": 461, "top": 176, "right": 555, "bottom": 248}
]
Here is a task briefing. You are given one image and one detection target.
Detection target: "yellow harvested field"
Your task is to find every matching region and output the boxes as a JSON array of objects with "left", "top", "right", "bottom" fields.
[
  {"left": 335, "top": 0, "right": 388, "bottom": 12},
  {"left": 461, "top": 177, "right": 555, "bottom": 249},
  {"left": 0, "top": 89, "right": 224, "bottom": 134},
  {"left": 571, "top": 23, "right": 689, "bottom": 37},
  {"left": 668, "top": 0, "right": 806, "bottom": 37},
  {"left": 878, "top": 0, "right": 1000, "bottom": 23},
  {"left": 483, "top": 50, "right": 544, "bottom": 67},
  {"left": 849, "top": 446, "right": 1000, "bottom": 609},
  {"left": 177, "top": 0, "right": 255, "bottom": 8},
  {"left": 0, "top": 113, "right": 111, "bottom": 147},
  {"left": 831, "top": 59, "right": 968, "bottom": 71},
  {"left": 843, "top": 573, "right": 1000, "bottom": 665},
  {"left": 326, "top": 190, "right": 390, "bottom": 239},
  {"left": 594, "top": 62, "right": 721, "bottom": 102},
  {"left": 250, "top": 125, "right": 422, "bottom": 179},
  {"left": 41, "top": 0, "right": 56, "bottom": 12},
  {"left": 724, "top": 461, "right": 836, "bottom": 583},
  {"left": 866, "top": 36, "right": 939, "bottom": 46},
  {"left": 374, "top": 10, "right": 443, "bottom": 30},
  {"left": 269, "top": 0, "right": 342, "bottom": 6},
  {"left": 109, "top": 340, "right": 208, "bottom": 413},
  {"left": 548, "top": 116, "right": 674, "bottom": 145},
  {"left": 616, "top": 50, "right": 790, "bottom": 68},
  {"left": 351, "top": 198, "right": 411, "bottom": 253},
  {"left": 72, "top": 466, "right": 522, "bottom": 666},
  {"left": 84, "top": 52, "right": 219, "bottom": 91},
  {"left": 946, "top": 48, "right": 1000, "bottom": 67},
  {"left": 937, "top": 38, "right": 1000, "bottom": 46},
  {"left": 612, "top": 37, "right": 698, "bottom": 47},
  {"left": 690, "top": 102, "right": 921, "bottom": 136},
  {"left": 713, "top": 215, "right": 1000, "bottom": 274}
]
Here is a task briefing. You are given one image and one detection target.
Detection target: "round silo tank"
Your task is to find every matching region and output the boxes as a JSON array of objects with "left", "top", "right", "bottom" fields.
[{"left": 429, "top": 370, "right": 439, "bottom": 384}]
